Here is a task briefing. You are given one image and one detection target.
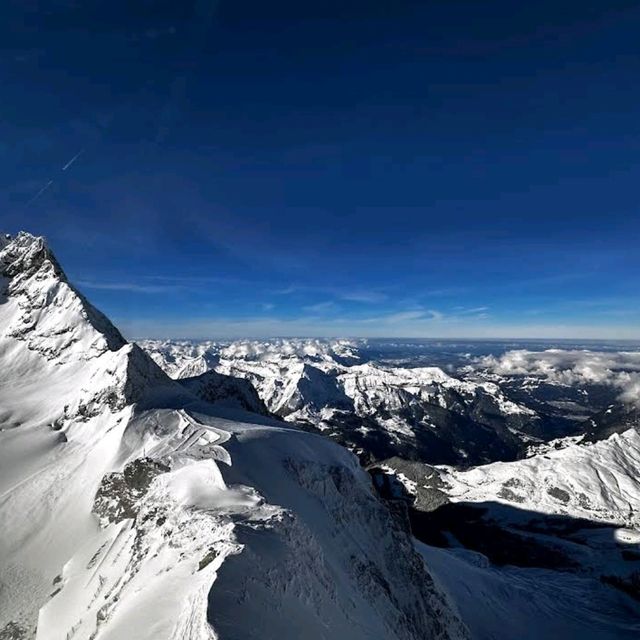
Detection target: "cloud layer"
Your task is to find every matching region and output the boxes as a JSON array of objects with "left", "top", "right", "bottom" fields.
[{"left": 474, "top": 349, "right": 640, "bottom": 404}]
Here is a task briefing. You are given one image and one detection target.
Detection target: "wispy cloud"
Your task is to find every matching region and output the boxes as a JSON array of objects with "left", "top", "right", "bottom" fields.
[
  {"left": 75, "top": 273, "right": 248, "bottom": 294},
  {"left": 450, "top": 306, "right": 490, "bottom": 320},
  {"left": 76, "top": 279, "right": 177, "bottom": 294},
  {"left": 357, "top": 308, "right": 444, "bottom": 324},
  {"left": 424, "top": 286, "right": 469, "bottom": 297},
  {"left": 272, "top": 285, "right": 299, "bottom": 295},
  {"left": 338, "top": 290, "right": 388, "bottom": 303},
  {"left": 461, "top": 306, "right": 489, "bottom": 314},
  {"left": 271, "top": 284, "right": 387, "bottom": 304},
  {"left": 140, "top": 274, "right": 247, "bottom": 287},
  {"left": 303, "top": 301, "right": 337, "bottom": 313},
  {"left": 384, "top": 310, "right": 429, "bottom": 323}
]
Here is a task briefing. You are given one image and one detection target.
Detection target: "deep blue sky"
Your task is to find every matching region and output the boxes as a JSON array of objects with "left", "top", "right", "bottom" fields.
[{"left": 2, "top": 0, "right": 640, "bottom": 338}]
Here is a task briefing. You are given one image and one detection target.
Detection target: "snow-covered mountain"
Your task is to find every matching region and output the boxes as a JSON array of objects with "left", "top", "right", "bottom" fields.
[
  {"left": 141, "top": 338, "right": 553, "bottom": 466},
  {"left": 375, "top": 426, "right": 640, "bottom": 637},
  {"left": 0, "top": 233, "right": 466, "bottom": 640}
]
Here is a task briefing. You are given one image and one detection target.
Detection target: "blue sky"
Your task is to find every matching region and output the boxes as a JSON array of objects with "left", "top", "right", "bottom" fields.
[{"left": 2, "top": 1, "right": 640, "bottom": 339}]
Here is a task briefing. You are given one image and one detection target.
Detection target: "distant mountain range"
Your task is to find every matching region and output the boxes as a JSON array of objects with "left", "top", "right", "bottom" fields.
[{"left": 140, "top": 337, "right": 639, "bottom": 466}]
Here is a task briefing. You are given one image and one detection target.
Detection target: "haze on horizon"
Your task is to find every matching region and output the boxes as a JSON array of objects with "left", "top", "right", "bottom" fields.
[{"left": 3, "top": 1, "right": 639, "bottom": 340}]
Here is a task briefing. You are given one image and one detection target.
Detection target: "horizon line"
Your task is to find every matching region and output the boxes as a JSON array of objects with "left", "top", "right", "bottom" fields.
[{"left": 130, "top": 335, "right": 640, "bottom": 343}]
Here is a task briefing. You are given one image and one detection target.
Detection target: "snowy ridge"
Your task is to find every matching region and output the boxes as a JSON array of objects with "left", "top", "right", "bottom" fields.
[
  {"left": 36, "top": 409, "right": 276, "bottom": 640},
  {"left": 0, "top": 233, "right": 466, "bottom": 640},
  {"left": 0, "top": 233, "right": 195, "bottom": 637},
  {"left": 0, "top": 234, "right": 183, "bottom": 430},
  {"left": 439, "top": 427, "right": 640, "bottom": 528},
  {"left": 378, "top": 426, "right": 640, "bottom": 638}
]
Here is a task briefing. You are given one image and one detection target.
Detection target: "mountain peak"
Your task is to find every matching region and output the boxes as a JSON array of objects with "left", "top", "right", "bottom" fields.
[
  {"left": 0, "top": 231, "right": 63, "bottom": 280},
  {"left": 0, "top": 231, "right": 188, "bottom": 418},
  {"left": 1, "top": 231, "right": 126, "bottom": 357}
]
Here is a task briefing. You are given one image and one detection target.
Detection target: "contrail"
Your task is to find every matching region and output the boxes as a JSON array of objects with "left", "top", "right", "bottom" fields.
[
  {"left": 62, "top": 149, "right": 83, "bottom": 171},
  {"left": 25, "top": 148, "right": 84, "bottom": 206},
  {"left": 26, "top": 180, "right": 53, "bottom": 206}
]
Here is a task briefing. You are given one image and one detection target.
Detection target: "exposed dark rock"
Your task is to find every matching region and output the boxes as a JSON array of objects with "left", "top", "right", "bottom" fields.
[
  {"left": 198, "top": 549, "right": 217, "bottom": 571},
  {"left": 582, "top": 405, "right": 640, "bottom": 443},
  {"left": 547, "top": 486, "right": 571, "bottom": 503},
  {"left": 0, "top": 622, "right": 28, "bottom": 640},
  {"left": 93, "top": 458, "right": 170, "bottom": 524},
  {"left": 179, "top": 369, "right": 269, "bottom": 415}
]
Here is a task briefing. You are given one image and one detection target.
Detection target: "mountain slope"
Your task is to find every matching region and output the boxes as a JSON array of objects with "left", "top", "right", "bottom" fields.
[
  {"left": 439, "top": 428, "right": 640, "bottom": 527},
  {"left": 375, "top": 427, "right": 640, "bottom": 637},
  {"left": 0, "top": 233, "right": 465, "bottom": 640}
]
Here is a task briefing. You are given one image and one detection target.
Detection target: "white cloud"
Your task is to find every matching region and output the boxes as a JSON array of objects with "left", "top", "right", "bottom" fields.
[
  {"left": 426, "top": 309, "right": 445, "bottom": 321},
  {"left": 473, "top": 349, "right": 640, "bottom": 405}
]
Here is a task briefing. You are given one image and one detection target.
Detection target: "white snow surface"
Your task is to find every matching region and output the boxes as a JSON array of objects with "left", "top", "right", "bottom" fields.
[
  {"left": 419, "top": 543, "right": 640, "bottom": 640},
  {"left": 437, "top": 427, "right": 640, "bottom": 528},
  {"left": 0, "top": 233, "right": 466, "bottom": 640}
]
